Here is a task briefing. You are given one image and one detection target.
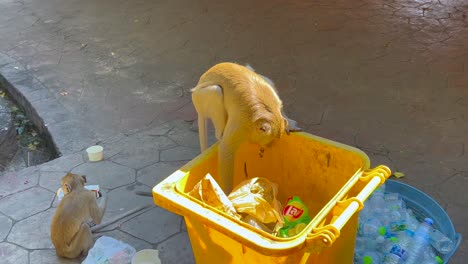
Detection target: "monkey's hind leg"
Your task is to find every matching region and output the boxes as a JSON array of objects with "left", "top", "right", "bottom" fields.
[
  {"left": 197, "top": 115, "right": 208, "bottom": 152},
  {"left": 62, "top": 223, "right": 94, "bottom": 259},
  {"left": 191, "top": 84, "right": 227, "bottom": 151}
]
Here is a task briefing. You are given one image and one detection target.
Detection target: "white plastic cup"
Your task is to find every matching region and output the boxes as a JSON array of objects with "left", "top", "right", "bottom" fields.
[
  {"left": 131, "top": 249, "right": 161, "bottom": 264},
  {"left": 86, "top": 145, "right": 104, "bottom": 162}
]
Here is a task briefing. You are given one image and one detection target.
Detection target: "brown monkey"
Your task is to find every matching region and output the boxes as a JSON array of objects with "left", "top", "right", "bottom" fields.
[
  {"left": 244, "top": 64, "right": 301, "bottom": 132},
  {"left": 50, "top": 173, "right": 152, "bottom": 259},
  {"left": 191, "top": 62, "right": 301, "bottom": 193},
  {"left": 50, "top": 173, "right": 106, "bottom": 259}
]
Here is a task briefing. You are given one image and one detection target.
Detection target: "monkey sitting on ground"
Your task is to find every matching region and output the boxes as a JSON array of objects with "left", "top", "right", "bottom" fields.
[
  {"left": 51, "top": 173, "right": 152, "bottom": 259},
  {"left": 50, "top": 173, "right": 107, "bottom": 259},
  {"left": 191, "top": 62, "right": 301, "bottom": 193}
]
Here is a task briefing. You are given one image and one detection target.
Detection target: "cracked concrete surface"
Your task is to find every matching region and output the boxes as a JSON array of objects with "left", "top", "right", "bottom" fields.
[{"left": 0, "top": 0, "right": 467, "bottom": 263}]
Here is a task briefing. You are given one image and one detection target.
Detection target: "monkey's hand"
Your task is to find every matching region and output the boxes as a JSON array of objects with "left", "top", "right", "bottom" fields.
[
  {"left": 286, "top": 118, "right": 302, "bottom": 134},
  {"left": 85, "top": 219, "right": 97, "bottom": 228}
]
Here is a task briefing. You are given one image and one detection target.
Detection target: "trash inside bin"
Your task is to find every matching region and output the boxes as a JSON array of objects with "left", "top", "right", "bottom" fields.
[{"left": 152, "top": 132, "right": 391, "bottom": 263}]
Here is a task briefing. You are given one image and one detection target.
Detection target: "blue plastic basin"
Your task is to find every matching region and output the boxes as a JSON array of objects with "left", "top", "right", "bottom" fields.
[{"left": 385, "top": 180, "right": 462, "bottom": 263}]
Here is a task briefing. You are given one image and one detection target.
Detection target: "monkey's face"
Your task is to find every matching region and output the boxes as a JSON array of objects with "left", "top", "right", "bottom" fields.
[{"left": 253, "top": 117, "right": 285, "bottom": 147}]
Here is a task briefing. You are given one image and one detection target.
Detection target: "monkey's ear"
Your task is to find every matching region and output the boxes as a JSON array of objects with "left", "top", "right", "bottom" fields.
[
  {"left": 64, "top": 183, "right": 72, "bottom": 194},
  {"left": 255, "top": 119, "right": 272, "bottom": 135},
  {"left": 81, "top": 175, "right": 87, "bottom": 183}
]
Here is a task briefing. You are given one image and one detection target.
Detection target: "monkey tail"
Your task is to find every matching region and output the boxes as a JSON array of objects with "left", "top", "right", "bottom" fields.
[{"left": 135, "top": 191, "right": 153, "bottom": 197}]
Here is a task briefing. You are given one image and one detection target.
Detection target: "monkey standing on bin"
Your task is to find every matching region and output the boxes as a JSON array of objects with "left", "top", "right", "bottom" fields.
[{"left": 191, "top": 62, "right": 301, "bottom": 193}]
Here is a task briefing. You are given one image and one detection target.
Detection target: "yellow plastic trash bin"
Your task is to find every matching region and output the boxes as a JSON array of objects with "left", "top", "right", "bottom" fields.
[{"left": 152, "top": 132, "right": 391, "bottom": 264}]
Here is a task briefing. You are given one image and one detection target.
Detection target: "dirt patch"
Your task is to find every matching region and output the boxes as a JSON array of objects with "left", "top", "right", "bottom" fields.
[{"left": 0, "top": 90, "right": 55, "bottom": 172}]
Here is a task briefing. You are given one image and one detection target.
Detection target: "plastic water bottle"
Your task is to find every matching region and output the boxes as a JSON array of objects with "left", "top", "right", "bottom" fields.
[
  {"left": 396, "top": 230, "right": 413, "bottom": 249},
  {"left": 384, "top": 192, "right": 399, "bottom": 201},
  {"left": 381, "top": 238, "right": 407, "bottom": 264},
  {"left": 359, "top": 217, "right": 384, "bottom": 238},
  {"left": 402, "top": 210, "right": 419, "bottom": 234},
  {"left": 360, "top": 185, "right": 386, "bottom": 222},
  {"left": 381, "top": 201, "right": 405, "bottom": 227},
  {"left": 369, "top": 191, "right": 386, "bottom": 214},
  {"left": 383, "top": 253, "right": 401, "bottom": 264},
  {"left": 359, "top": 203, "right": 374, "bottom": 221},
  {"left": 405, "top": 218, "right": 433, "bottom": 264},
  {"left": 356, "top": 236, "right": 380, "bottom": 252},
  {"left": 430, "top": 228, "right": 454, "bottom": 254},
  {"left": 420, "top": 246, "right": 444, "bottom": 264}
]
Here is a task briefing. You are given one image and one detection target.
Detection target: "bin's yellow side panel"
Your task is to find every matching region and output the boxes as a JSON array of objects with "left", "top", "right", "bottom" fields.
[
  {"left": 185, "top": 217, "right": 304, "bottom": 264},
  {"left": 185, "top": 213, "right": 358, "bottom": 264}
]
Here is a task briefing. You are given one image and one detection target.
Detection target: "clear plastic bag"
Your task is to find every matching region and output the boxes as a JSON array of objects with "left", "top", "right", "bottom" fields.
[
  {"left": 188, "top": 173, "right": 241, "bottom": 220},
  {"left": 82, "top": 236, "right": 136, "bottom": 264},
  {"left": 228, "top": 177, "right": 283, "bottom": 225},
  {"left": 242, "top": 214, "right": 273, "bottom": 233}
]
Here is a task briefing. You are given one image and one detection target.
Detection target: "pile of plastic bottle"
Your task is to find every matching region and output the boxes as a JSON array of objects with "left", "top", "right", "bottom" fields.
[{"left": 354, "top": 184, "right": 454, "bottom": 264}]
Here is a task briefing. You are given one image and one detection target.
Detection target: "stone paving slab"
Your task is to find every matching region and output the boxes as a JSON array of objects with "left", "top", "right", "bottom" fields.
[
  {"left": 39, "top": 153, "right": 84, "bottom": 172},
  {"left": 100, "top": 183, "right": 154, "bottom": 232},
  {"left": 0, "top": 242, "right": 29, "bottom": 264},
  {"left": 0, "top": 167, "right": 39, "bottom": 198},
  {"left": 108, "top": 135, "right": 176, "bottom": 170},
  {"left": 160, "top": 146, "right": 199, "bottom": 162},
  {"left": 120, "top": 207, "right": 182, "bottom": 244},
  {"left": 137, "top": 161, "right": 186, "bottom": 188},
  {"left": 0, "top": 215, "right": 12, "bottom": 241},
  {"left": 71, "top": 161, "right": 136, "bottom": 190},
  {"left": 157, "top": 232, "right": 195, "bottom": 264},
  {"left": 0, "top": 187, "right": 54, "bottom": 221},
  {"left": 39, "top": 171, "right": 69, "bottom": 192},
  {"left": 7, "top": 208, "right": 55, "bottom": 249},
  {"left": 29, "top": 250, "right": 81, "bottom": 264},
  {"left": 96, "top": 230, "right": 153, "bottom": 251}
]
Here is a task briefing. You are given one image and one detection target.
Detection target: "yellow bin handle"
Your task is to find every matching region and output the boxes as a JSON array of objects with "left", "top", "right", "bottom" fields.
[{"left": 304, "top": 165, "right": 391, "bottom": 253}]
